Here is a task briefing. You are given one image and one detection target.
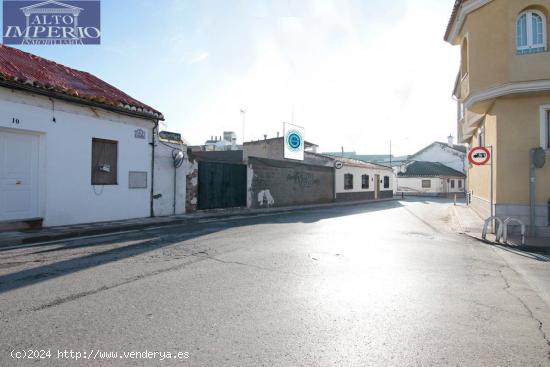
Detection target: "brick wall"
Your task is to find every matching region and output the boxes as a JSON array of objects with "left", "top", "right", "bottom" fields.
[{"left": 248, "top": 157, "right": 334, "bottom": 209}]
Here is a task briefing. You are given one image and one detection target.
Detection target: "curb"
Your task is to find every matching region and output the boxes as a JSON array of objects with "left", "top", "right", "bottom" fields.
[
  {"left": 464, "top": 233, "right": 550, "bottom": 253},
  {"left": 1, "top": 197, "right": 400, "bottom": 247}
]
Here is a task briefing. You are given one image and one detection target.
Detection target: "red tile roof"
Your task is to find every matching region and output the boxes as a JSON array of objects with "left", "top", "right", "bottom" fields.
[
  {"left": 0, "top": 44, "right": 163, "bottom": 120},
  {"left": 444, "top": 0, "right": 465, "bottom": 41}
]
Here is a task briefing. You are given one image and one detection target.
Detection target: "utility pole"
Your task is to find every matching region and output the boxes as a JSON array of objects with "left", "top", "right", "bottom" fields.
[
  {"left": 390, "top": 140, "right": 392, "bottom": 166},
  {"left": 240, "top": 109, "right": 246, "bottom": 144}
]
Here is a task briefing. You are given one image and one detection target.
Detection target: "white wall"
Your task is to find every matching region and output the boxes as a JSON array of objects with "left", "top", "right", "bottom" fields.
[
  {"left": 412, "top": 143, "right": 466, "bottom": 173},
  {"left": 153, "top": 139, "right": 187, "bottom": 216},
  {"left": 397, "top": 177, "right": 465, "bottom": 194},
  {"left": 335, "top": 165, "right": 394, "bottom": 193},
  {"left": 0, "top": 88, "right": 155, "bottom": 227}
]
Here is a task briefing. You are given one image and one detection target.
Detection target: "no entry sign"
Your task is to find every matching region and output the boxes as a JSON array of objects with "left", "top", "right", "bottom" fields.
[{"left": 468, "top": 147, "right": 491, "bottom": 165}]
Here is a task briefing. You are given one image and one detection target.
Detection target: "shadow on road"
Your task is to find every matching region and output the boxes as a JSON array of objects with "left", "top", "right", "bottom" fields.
[{"left": 0, "top": 200, "right": 405, "bottom": 295}]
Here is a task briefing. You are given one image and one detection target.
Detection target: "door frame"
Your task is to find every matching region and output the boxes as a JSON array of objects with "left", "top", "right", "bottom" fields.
[
  {"left": 0, "top": 127, "right": 44, "bottom": 222},
  {"left": 374, "top": 174, "right": 380, "bottom": 200}
]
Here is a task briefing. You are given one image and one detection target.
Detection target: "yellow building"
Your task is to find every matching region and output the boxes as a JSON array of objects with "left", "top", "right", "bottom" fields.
[{"left": 445, "top": 0, "right": 550, "bottom": 237}]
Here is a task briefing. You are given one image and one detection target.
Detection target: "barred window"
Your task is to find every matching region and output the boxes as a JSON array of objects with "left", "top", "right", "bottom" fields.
[
  {"left": 362, "top": 174, "right": 369, "bottom": 189},
  {"left": 383, "top": 176, "right": 390, "bottom": 189},
  {"left": 344, "top": 174, "right": 353, "bottom": 190}
]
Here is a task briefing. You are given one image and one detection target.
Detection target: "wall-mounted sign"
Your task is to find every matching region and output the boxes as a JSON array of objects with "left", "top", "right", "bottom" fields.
[
  {"left": 334, "top": 160, "right": 344, "bottom": 169},
  {"left": 159, "top": 131, "right": 182, "bottom": 142},
  {"left": 284, "top": 122, "right": 304, "bottom": 161},
  {"left": 134, "top": 129, "right": 146, "bottom": 139},
  {"left": 468, "top": 146, "right": 491, "bottom": 166}
]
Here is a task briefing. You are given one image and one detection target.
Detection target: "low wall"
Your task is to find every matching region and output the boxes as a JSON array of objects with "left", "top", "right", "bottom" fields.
[
  {"left": 380, "top": 190, "right": 394, "bottom": 199},
  {"left": 248, "top": 157, "right": 334, "bottom": 209},
  {"left": 336, "top": 191, "right": 375, "bottom": 202}
]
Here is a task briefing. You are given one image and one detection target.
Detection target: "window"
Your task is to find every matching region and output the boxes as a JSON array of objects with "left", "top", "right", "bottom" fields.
[
  {"left": 458, "top": 180, "right": 463, "bottom": 189},
  {"left": 477, "top": 126, "right": 485, "bottom": 147},
  {"left": 540, "top": 106, "right": 550, "bottom": 149},
  {"left": 362, "top": 174, "right": 369, "bottom": 189},
  {"left": 458, "top": 101, "right": 465, "bottom": 121},
  {"left": 383, "top": 176, "right": 390, "bottom": 189},
  {"left": 460, "top": 38, "right": 468, "bottom": 77},
  {"left": 451, "top": 180, "right": 455, "bottom": 189},
  {"left": 344, "top": 174, "right": 353, "bottom": 190},
  {"left": 517, "top": 10, "right": 547, "bottom": 54},
  {"left": 422, "top": 180, "right": 431, "bottom": 188},
  {"left": 91, "top": 138, "right": 118, "bottom": 185}
]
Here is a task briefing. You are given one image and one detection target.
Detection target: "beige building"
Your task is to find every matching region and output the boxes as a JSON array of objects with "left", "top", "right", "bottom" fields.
[{"left": 445, "top": 0, "right": 550, "bottom": 236}]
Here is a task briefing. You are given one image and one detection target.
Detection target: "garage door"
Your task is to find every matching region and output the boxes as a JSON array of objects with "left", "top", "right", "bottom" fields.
[{"left": 0, "top": 130, "right": 39, "bottom": 221}]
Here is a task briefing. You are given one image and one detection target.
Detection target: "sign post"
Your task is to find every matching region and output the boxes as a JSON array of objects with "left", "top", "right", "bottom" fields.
[{"left": 468, "top": 146, "right": 494, "bottom": 232}]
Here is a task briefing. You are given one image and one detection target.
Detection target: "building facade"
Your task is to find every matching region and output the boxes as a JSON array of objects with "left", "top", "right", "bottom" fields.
[
  {"left": 408, "top": 137, "right": 467, "bottom": 174},
  {"left": 446, "top": 0, "right": 550, "bottom": 236},
  {"left": 396, "top": 161, "right": 466, "bottom": 196},
  {"left": 326, "top": 156, "right": 395, "bottom": 201},
  {"left": 0, "top": 45, "right": 163, "bottom": 228}
]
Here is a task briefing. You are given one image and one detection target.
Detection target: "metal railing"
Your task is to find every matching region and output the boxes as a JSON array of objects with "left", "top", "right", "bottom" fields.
[{"left": 482, "top": 216, "right": 526, "bottom": 246}]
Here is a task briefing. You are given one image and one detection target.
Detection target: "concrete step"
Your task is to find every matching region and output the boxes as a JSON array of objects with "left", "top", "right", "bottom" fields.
[{"left": 0, "top": 218, "right": 43, "bottom": 231}]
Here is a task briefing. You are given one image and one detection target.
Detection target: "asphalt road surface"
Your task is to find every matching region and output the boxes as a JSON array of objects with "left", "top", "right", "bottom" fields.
[{"left": 1, "top": 198, "right": 550, "bottom": 366}]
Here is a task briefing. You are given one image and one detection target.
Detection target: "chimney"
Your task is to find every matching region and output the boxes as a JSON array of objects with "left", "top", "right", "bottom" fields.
[
  {"left": 447, "top": 134, "right": 454, "bottom": 147},
  {"left": 211, "top": 135, "right": 214, "bottom": 141},
  {"left": 276, "top": 132, "right": 280, "bottom": 138}
]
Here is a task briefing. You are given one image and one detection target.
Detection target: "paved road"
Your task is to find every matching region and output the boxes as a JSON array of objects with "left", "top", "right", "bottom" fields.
[{"left": 1, "top": 199, "right": 550, "bottom": 366}]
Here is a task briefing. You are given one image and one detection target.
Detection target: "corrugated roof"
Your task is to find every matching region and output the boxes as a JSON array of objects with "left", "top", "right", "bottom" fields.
[
  {"left": 0, "top": 44, "right": 163, "bottom": 120},
  {"left": 398, "top": 161, "right": 466, "bottom": 178}
]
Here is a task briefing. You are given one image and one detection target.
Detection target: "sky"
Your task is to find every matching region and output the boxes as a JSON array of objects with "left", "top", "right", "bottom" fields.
[{"left": 1, "top": 0, "right": 460, "bottom": 155}]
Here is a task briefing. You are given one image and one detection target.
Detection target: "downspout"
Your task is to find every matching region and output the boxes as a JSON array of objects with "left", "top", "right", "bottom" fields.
[{"left": 150, "top": 120, "right": 159, "bottom": 218}]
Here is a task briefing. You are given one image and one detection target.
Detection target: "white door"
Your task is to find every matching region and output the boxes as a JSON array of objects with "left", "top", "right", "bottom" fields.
[{"left": 0, "top": 131, "right": 39, "bottom": 221}]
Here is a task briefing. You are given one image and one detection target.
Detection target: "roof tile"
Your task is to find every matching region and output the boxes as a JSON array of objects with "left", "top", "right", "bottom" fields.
[
  {"left": 0, "top": 44, "right": 163, "bottom": 119},
  {"left": 398, "top": 161, "right": 466, "bottom": 178}
]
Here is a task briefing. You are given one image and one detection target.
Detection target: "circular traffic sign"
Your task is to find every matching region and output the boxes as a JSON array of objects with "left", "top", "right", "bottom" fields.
[
  {"left": 468, "top": 146, "right": 491, "bottom": 166},
  {"left": 334, "top": 160, "right": 343, "bottom": 169}
]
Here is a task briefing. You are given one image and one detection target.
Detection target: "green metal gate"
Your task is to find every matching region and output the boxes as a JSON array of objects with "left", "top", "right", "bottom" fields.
[{"left": 198, "top": 162, "right": 247, "bottom": 210}]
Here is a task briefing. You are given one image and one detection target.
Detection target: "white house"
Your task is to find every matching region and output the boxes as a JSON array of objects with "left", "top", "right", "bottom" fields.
[
  {"left": 326, "top": 156, "right": 395, "bottom": 201},
  {"left": 408, "top": 136, "right": 467, "bottom": 173},
  {"left": 397, "top": 161, "right": 466, "bottom": 196},
  {"left": 0, "top": 44, "right": 164, "bottom": 229}
]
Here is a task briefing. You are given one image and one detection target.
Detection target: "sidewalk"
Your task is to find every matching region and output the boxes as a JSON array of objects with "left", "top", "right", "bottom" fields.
[
  {"left": 0, "top": 198, "right": 398, "bottom": 247},
  {"left": 452, "top": 204, "right": 550, "bottom": 249}
]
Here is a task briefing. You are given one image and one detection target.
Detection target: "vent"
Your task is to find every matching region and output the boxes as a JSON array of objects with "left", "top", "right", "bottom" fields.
[{"left": 129, "top": 171, "right": 148, "bottom": 189}]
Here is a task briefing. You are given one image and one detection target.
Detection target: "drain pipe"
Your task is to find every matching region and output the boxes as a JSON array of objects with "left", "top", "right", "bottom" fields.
[{"left": 150, "top": 120, "right": 159, "bottom": 218}]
